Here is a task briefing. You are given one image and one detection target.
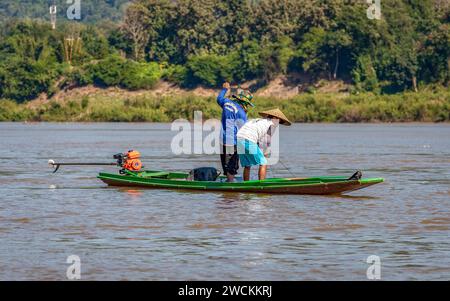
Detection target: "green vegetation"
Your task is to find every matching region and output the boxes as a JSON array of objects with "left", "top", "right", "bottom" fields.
[
  {"left": 83, "top": 54, "right": 162, "bottom": 89},
  {"left": 0, "top": 0, "right": 448, "bottom": 122},
  {"left": 0, "top": 0, "right": 449, "bottom": 103},
  {"left": 1, "top": 88, "right": 448, "bottom": 122},
  {"left": 0, "top": 0, "right": 129, "bottom": 23}
]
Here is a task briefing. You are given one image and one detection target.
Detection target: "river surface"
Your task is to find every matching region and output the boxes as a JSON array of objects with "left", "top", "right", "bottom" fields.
[{"left": 0, "top": 122, "right": 449, "bottom": 280}]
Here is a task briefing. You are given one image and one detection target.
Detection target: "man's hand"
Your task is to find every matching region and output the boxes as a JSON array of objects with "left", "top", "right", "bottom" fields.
[{"left": 223, "top": 82, "right": 231, "bottom": 90}]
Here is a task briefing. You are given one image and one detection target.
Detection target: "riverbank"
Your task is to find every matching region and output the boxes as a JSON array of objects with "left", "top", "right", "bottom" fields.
[{"left": 1, "top": 86, "right": 449, "bottom": 122}]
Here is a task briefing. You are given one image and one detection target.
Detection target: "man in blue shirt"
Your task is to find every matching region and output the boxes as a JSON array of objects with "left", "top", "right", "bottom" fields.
[{"left": 217, "top": 82, "right": 254, "bottom": 182}]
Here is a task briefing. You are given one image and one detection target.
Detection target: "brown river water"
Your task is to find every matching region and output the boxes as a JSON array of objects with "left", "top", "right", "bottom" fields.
[{"left": 0, "top": 122, "right": 449, "bottom": 280}]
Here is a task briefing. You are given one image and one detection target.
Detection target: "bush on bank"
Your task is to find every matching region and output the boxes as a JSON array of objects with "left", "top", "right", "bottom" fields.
[{"left": 1, "top": 88, "right": 448, "bottom": 123}]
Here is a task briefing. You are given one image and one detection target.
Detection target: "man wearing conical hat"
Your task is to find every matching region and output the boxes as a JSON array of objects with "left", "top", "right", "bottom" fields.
[
  {"left": 237, "top": 108, "right": 292, "bottom": 181},
  {"left": 217, "top": 82, "right": 255, "bottom": 182}
]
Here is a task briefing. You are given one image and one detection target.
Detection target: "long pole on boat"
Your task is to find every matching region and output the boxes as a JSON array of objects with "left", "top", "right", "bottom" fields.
[{"left": 48, "top": 160, "right": 117, "bottom": 173}]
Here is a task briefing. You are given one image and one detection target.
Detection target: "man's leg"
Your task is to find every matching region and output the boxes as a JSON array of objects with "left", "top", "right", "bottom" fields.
[
  {"left": 220, "top": 150, "right": 228, "bottom": 179},
  {"left": 244, "top": 166, "right": 251, "bottom": 181},
  {"left": 224, "top": 145, "right": 239, "bottom": 182},
  {"left": 258, "top": 165, "right": 267, "bottom": 180},
  {"left": 226, "top": 173, "right": 235, "bottom": 182}
]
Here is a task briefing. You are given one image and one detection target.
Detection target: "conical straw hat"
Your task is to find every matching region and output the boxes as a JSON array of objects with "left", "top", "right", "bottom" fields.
[{"left": 259, "top": 108, "right": 292, "bottom": 126}]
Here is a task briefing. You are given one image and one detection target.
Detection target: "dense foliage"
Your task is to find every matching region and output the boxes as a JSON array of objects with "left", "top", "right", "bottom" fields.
[
  {"left": 0, "top": 0, "right": 448, "bottom": 102},
  {"left": 0, "top": 0, "right": 129, "bottom": 23}
]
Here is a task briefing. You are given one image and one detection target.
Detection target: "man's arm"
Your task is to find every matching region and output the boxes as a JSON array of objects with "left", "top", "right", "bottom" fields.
[
  {"left": 259, "top": 126, "right": 273, "bottom": 157},
  {"left": 267, "top": 125, "right": 275, "bottom": 147},
  {"left": 224, "top": 115, "right": 237, "bottom": 146},
  {"left": 217, "top": 82, "right": 231, "bottom": 107}
]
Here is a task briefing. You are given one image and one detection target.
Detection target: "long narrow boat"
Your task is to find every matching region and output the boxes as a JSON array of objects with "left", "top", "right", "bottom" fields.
[{"left": 98, "top": 170, "right": 384, "bottom": 195}]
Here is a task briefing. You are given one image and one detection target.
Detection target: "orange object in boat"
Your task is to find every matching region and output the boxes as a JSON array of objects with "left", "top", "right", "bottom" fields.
[
  {"left": 123, "top": 159, "right": 142, "bottom": 171},
  {"left": 122, "top": 150, "right": 142, "bottom": 171},
  {"left": 126, "top": 150, "right": 141, "bottom": 160}
]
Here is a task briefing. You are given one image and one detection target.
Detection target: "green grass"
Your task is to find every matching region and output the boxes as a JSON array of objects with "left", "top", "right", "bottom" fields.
[{"left": 1, "top": 88, "right": 449, "bottom": 122}]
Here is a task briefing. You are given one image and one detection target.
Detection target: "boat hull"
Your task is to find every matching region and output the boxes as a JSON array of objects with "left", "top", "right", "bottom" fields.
[{"left": 98, "top": 171, "right": 384, "bottom": 195}]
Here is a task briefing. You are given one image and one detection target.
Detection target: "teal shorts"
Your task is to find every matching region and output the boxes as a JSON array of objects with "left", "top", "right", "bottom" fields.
[{"left": 237, "top": 139, "right": 268, "bottom": 167}]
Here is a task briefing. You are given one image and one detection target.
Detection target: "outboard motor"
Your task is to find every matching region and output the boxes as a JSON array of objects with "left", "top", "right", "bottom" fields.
[
  {"left": 114, "top": 150, "right": 143, "bottom": 173},
  {"left": 189, "top": 167, "right": 221, "bottom": 182}
]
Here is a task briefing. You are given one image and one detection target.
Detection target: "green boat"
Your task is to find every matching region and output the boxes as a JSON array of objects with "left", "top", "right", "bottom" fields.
[{"left": 97, "top": 170, "right": 384, "bottom": 195}]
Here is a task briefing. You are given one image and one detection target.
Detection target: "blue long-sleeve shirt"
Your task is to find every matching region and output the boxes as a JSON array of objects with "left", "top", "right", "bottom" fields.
[{"left": 217, "top": 88, "right": 247, "bottom": 146}]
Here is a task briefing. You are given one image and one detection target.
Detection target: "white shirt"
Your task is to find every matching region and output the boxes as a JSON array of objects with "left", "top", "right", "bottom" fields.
[{"left": 237, "top": 118, "right": 275, "bottom": 144}]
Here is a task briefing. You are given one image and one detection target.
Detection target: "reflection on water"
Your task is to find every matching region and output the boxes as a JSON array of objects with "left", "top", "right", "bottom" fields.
[{"left": 0, "top": 122, "right": 449, "bottom": 280}]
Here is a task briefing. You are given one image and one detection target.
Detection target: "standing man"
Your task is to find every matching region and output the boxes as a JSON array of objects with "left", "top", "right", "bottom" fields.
[{"left": 217, "top": 82, "right": 254, "bottom": 182}]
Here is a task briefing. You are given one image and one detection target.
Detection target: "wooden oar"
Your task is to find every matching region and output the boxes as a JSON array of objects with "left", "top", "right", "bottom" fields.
[{"left": 48, "top": 160, "right": 117, "bottom": 173}]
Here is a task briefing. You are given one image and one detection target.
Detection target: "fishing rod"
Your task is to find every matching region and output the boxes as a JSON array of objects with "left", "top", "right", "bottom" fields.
[{"left": 48, "top": 150, "right": 143, "bottom": 173}]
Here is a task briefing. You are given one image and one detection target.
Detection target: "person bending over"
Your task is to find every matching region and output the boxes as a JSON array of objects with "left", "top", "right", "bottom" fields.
[{"left": 237, "top": 108, "right": 291, "bottom": 181}]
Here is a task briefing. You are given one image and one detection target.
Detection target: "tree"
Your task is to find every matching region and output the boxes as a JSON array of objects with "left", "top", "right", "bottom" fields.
[
  {"left": 80, "top": 26, "right": 110, "bottom": 60},
  {"left": 326, "top": 30, "right": 352, "bottom": 80},
  {"left": 137, "top": 0, "right": 175, "bottom": 61},
  {"left": 418, "top": 24, "right": 450, "bottom": 85},
  {"left": 88, "top": 54, "right": 126, "bottom": 86},
  {"left": 0, "top": 57, "right": 60, "bottom": 102},
  {"left": 232, "top": 39, "right": 263, "bottom": 81},
  {"left": 374, "top": 0, "right": 421, "bottom": 92},
  {"left": 122, "top": 3, "right": 150, "bottom": 60},
  {"left": 296, "top": 27, "right": 328, "bottom": 78},
  {"left": 175, "top": 0, "right": 224, "bottom": 58},
  {"left": 352, "top": 55, "right": 380, "bottom": 93},
  {"left": 186, "top": 53, "right": 234, "bottom": 87},
  {"left": 121, "top": 61, "right": 162, "bottom": 90}
]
